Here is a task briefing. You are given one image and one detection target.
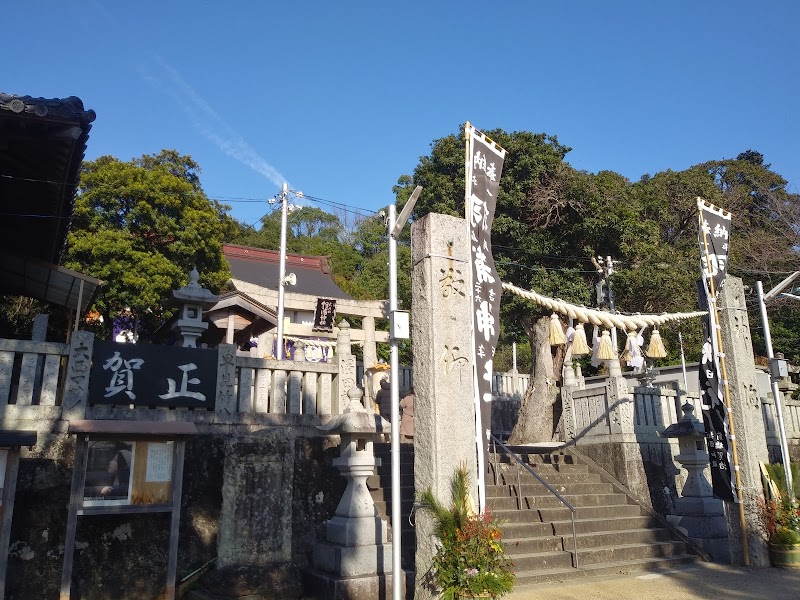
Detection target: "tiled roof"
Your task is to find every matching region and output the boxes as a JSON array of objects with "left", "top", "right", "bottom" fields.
[{"left": 223, "top": 244, "right": 352, "bottom": 300}]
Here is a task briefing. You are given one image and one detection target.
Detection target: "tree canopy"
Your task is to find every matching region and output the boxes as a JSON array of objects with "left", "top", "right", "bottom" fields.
[{"left": 64, "top": 150, "right": 237, "bottom": 338}]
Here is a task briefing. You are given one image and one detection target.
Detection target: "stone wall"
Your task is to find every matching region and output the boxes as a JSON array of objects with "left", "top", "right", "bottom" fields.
[{"left": 5, "top": 423, "right": 344, "bottom": 600}]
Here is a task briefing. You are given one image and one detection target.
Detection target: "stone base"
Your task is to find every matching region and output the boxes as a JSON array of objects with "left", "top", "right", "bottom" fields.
[
  {"left": 312, "top": 542, "right": 392, "bottom": 577},
  {"left": 304, "top": 567, "right": 413, "bottom": 600},
  {"left": 326, "top": 515, "right": 388, "bottom": 546},
  {"left": 673, "top": 496, "right": 725, "bottom": 517},
  {"left": 667, "top": 514, "right": 730, "bottom": 563}
]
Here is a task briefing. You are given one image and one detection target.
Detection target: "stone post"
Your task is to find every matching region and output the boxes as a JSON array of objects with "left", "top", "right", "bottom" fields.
[
  {"left": 717, "top": 276, "right": 770, "bottom": 566},
  {"left": 560, "top": 360, "right": 578, "bottom": 441},
  {"left": 334, "top": 321, "right": 357, "bottom": 414},
  {"left": 411, "top": 213, "right": 477, "bottom": 600},
  {"left": 62, "top": 331, "right": 95, "bottom": 421},
  {"left": 362, "top": 315, "right": 378, "bottom": 410},
  {"left": 607, "top": 359, "right": 634, "bottom": 435}
]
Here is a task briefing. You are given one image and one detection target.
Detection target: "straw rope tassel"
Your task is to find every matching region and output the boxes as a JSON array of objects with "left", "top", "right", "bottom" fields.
[
  {"left": 646, "top": 328, "right": 667, "bottom": 358},
  {"left": 596, "top": 330, "right": 616, "bottom": 360},
  {"left": 571, "top": 322, "right": 591, "bottom": 355},
  {"left": 620, "top": 331, "right": 637, "bottom": 362},
  {"left": 549, "top": 313, "right": 567, "bottom": 345}
]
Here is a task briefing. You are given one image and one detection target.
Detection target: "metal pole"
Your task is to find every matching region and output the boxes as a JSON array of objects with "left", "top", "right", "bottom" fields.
[
  {"left": 756, "top": 281, "right": 794, "bottom": 498},
  {"left": 388, "top": 203, "right": 402, "bottom": 600},
  {"left": 275, "top": 183, "right": 288, "bottom": 360}
]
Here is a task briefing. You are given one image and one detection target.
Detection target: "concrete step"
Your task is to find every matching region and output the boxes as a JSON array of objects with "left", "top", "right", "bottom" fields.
[
  {"left": 508, "top": 550, "right": 575, "bottom": 572},
  {"left": 492, "top": 461, "right": 591, "bottom": 475},
  {"left": 551, "top": 515, "right": 661, "bottom": 535},
  {"left": 523, "top": 492, "right": 630, "bottom": 510},
  {"left": 498, "top": 521, "right": 555, "bottom": 539},
  {"left": 513, "top": 554, "right": 701, "bottom": 586},
  {"left": 503, "top": 535, "right": 563, "bottom": 555},
  {"left": 571, "top": 527, "right": 674, "bottom": 549},
  {"left": 575, "top": 540, "right": 688, "bottom": 566},
  {"left": 536, "top": 502, "right": 644, "bottom": 522},
  {"left": 492, "top": 470, "right": 605, "bottom": 486}
]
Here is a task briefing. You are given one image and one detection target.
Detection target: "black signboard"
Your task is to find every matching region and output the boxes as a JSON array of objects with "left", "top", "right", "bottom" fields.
[
  {"left": 89, "top": 341, "right": 218, "bottom": 409},
  {"left": 313, "top": 298, "right": 337, "bottom": 332}
]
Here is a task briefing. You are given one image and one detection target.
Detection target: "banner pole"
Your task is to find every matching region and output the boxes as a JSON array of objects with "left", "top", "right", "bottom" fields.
[{"left": 699, "top": 210, "right": 750, "bottom": 566}]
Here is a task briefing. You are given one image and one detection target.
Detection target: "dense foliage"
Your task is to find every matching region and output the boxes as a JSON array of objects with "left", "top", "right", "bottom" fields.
[{"left": 63, "top": 150, "right": 237, "bottom": 339}]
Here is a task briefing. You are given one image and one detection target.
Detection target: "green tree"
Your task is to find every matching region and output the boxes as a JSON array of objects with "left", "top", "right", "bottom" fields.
[
  {"left": 65, "top": 150, "right": 236, "bottom": 338},
  {"left": 403, "top": 126, "right": 800, "bottom": 441}
]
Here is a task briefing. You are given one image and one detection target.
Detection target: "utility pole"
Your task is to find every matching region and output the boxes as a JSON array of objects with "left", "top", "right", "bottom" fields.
[{"left": 269, "top": 183, "right": 300, "bottom": 359}]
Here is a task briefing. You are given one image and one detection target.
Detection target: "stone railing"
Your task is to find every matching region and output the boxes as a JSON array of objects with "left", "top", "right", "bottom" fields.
[
  {"left": 561, "top": 379, "right": 704, "bottom": 443},
  {"left": 762, "top": 395, "right": 800, "bottom": 444},
  {"left": 492, "top": 370, "right": 530, "bottom": 399},
  {"left": 0, "top": 324, "right": 360, "bottom": 426},
  {"left": 0, "top": 338, "right": 70, "bottom": 424}
]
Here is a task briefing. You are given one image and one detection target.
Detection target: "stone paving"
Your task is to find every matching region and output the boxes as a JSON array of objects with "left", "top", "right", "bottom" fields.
[{"left": 507, "top": 562, "right": 800, "bottom": 600}]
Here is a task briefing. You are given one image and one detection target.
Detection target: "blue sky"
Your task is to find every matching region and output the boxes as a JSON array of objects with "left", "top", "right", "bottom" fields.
[{"left": 4, "top": 1, "right": 798, "bottom": 227}]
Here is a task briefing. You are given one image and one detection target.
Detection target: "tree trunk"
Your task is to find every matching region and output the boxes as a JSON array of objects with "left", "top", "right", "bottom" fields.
[{"left": 508, "top": 315, "right": 562, "bottom": 444}]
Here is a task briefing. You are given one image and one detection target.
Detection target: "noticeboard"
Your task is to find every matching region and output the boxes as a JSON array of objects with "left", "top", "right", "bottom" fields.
[{"left": 82, "top": 440, "right": 175, "bottom": 509}]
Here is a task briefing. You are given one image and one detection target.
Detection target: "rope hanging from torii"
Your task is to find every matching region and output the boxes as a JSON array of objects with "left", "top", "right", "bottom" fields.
[{"left": 501, "top": 281, "right": 706, "bottom": 331}]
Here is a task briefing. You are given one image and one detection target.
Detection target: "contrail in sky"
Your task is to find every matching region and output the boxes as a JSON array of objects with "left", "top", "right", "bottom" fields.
[{"left": 139, "top": 56, "right": 291, "bottom": 190}]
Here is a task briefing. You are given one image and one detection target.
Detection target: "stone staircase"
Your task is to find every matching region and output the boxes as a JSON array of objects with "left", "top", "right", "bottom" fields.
[
  {"left": 488, "top": 447, "right": 700, "bottom": 585},
  {"left": 371, "top": 442, "right": 416, "bottom": 569},
  {"left": 370, "top": 443, "right": 701, "bottom": 588}
]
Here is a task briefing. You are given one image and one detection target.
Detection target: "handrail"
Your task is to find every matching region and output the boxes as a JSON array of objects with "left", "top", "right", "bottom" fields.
[{"left": 490, "top": 434, "right": 579, "bottom": 568}]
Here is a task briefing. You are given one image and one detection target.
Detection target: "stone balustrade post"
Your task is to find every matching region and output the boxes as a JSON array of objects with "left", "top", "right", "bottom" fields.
[
  {"left": 62, "top": 331, "right": 95, "bottom": 421},
  {"left": 607, "top": 359, "right": 634, "bottom": 435},
  {"left": 335, "top": 321, "right": 356, "bottom": 414}
]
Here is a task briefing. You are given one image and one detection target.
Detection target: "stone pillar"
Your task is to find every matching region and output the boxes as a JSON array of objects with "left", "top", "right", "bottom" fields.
[
  {"left": 717, "top": 277, "right": 770, "bottom": 566},
  {"left": 411, "top": 213, "right": 477, "bottom": 600},
  {"left": 62, "top": 331, "right": 95, "bottom": 421},
  {"left": 334, "top": 321, "right": 357, "bottom": 414}
]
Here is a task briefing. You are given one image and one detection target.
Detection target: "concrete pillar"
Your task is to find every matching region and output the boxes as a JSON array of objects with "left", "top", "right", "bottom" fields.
[
  {"left": 411, "top": 213, "right": 477, "bottom": 600},
  {"left": 717, "top": 277, "right": 770, "bottom": 566}
]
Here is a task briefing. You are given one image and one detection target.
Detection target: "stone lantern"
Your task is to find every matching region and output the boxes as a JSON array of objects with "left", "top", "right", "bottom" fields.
[
  {"left": 660, "top": 401, "right": 729, "bottom": 562},
  {"left": 171, "top": 267, "right": 219, "bottom": 348},
  {"left": 310, "top": 387, "right": 399, "bottom": 598}
]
